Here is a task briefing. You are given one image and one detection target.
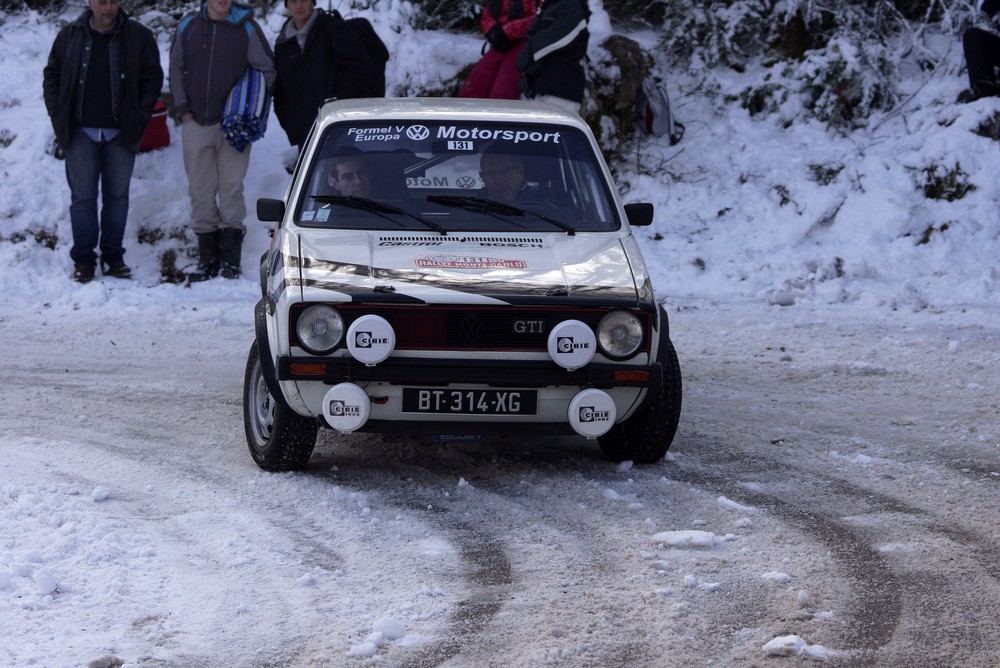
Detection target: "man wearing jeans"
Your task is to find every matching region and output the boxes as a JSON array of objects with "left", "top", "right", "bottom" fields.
[{"left": 43, "top": 0, "right": 163, "bottom": 283}]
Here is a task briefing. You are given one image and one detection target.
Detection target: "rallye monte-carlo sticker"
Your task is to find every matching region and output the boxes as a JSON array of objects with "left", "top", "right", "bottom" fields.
[{"left": 415, "top": 255, "right": 528, "bottom": 269}]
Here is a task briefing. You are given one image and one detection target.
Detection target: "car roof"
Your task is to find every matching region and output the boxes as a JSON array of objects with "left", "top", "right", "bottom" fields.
[{"left": 315, "top": 97, "right": 592, "bottom": 132}]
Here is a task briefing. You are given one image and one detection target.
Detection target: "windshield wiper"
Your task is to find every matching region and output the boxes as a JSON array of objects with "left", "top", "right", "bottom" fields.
[
  {"left": 426, "top": 195, "right": 576, "bottom": 235},
  {"left": 312, "top": 195, "right": 447, "bottom": 235}
]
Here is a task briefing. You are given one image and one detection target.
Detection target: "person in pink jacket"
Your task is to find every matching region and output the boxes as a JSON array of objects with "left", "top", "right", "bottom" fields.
[{"left": 459, "top": 0, "right": 539, "bottom": 100}]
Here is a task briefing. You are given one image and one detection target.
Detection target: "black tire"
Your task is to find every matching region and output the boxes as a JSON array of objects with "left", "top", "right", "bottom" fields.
[
  {"left": 598, "top": 337, "right": 682, "bottom": 465},
  {"left": 243, "top": 342, "right": 318, "bottom": 471}
]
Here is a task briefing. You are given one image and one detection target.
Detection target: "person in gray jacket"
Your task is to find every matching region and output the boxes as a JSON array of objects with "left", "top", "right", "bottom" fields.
[
  {"left": 169, "top": 0, "right": 275, "bottom": 281},
  {"left": 43, "top": 0, "right": 163, "bottom": 283}
]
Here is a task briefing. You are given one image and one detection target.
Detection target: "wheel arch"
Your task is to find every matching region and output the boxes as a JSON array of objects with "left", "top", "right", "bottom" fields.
[{"left": 254, "top": 299, "right": 297, "bottom": 414}]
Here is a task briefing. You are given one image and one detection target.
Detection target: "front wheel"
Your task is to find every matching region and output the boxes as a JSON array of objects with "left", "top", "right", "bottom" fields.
[
  {"left": 243, "top": 342, "right": 318, "bottom": 471},
  {"left": 598, "top": 337, "right": 682, "bottom": 465}
]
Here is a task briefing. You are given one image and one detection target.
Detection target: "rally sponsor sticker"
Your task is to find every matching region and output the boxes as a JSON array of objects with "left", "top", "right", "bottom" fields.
[{"left": 415, "top": 255, "right": 527, "bottom": 269}]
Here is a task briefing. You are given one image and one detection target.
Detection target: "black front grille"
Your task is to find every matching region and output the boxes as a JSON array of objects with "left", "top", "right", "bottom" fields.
[{"left": 291, "top": 304, "right": 650, "bottom": 352}]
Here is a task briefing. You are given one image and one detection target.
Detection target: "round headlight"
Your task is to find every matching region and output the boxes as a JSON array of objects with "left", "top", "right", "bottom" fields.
[
  {"left": 597, "top": 310, "right": 644, "bottom": 359},
  {"left": 296, "top": 305, "right": 344, "bottom": 354}
]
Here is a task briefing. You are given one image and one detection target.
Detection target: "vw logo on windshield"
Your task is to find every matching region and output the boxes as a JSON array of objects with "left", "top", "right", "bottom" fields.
[
  {"left": 456, "top": 176, "right": 477, "bottom": 189},
  {"left": 407, "top": 125, "right": 430, "bottom": 141}
]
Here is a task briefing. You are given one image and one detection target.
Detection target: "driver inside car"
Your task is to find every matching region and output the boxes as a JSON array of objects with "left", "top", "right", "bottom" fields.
[
  {"left": 327, "top": 151, "right": 372, "bottom": 198},
  {"left": 479, "top": 146, "right": 541, "bottom": 205}
]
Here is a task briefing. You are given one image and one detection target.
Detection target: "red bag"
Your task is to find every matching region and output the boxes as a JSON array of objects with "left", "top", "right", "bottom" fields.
[{"left": 139, "top": 99, "right": 170, "bottom": 152}]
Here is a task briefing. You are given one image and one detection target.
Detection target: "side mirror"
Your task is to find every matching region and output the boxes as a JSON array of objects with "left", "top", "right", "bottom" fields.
[
  {"left": 624, "top": 202, "right": 654, "bottom": 227},
  {"left": 257, "top": 198, "right": 285, "bottom": 223}
]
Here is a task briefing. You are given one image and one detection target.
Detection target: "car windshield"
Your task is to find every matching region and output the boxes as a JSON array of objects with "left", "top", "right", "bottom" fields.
[{"left": 295, "top": 120, "right": 620, "bottom": 233}]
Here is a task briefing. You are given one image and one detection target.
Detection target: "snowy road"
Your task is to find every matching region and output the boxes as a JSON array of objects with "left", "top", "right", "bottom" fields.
[{"left": 2, "top": 295, "right": 999, "bottom": 667}]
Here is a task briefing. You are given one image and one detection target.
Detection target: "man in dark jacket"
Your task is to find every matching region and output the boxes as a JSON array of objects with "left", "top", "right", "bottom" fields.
[
  {"left": 169, "top": 0, "right": 275, "bottom": 281},
  {"left": 273, "top": 0, "right": 374, "bottom": 150},
  {"left": 959, "top": 0, "right": 1000, "bottom": 102},
  {"left": 43, "top": 0, "right": 163, "bottom": 283},
  {"left": 515, "top": 0, "right": 589, "bottom": 113}
]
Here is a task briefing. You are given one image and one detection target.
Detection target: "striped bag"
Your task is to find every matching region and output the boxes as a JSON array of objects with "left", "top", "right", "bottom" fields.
[{"left": 221, "top": 68, "right": 271, "bottom": 153}]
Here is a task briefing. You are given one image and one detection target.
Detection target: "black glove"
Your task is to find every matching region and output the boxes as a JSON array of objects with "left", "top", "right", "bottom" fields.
[{"left": 486, "top": 23, "right": 513, "bottom": 53}]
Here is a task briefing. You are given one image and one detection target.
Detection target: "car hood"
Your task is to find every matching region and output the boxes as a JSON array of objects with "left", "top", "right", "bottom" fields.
[{"left": 294, "top": 231, "right": 643, "bottom": 305}]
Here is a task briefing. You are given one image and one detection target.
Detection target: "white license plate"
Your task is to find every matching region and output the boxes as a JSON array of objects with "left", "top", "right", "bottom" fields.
[{"left": 402, "top": 389, "right": 537, "bottom": 415}]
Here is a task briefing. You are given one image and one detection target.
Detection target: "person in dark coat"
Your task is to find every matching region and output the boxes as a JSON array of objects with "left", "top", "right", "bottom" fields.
[
  {"left": 273, "top": 0, "right": 373, "bottom": 150},
  {"left": 42, "top": 0, "right": 163, "bottom": 283},
  {"left": 459, "top": 0, "right": 539, "bottom": 100},
  {"left": 959, "top": 0, "right": 1000, "bottom": 102},
  {"left": 515, "top": 0, "right": 589, "bottom": 113}
]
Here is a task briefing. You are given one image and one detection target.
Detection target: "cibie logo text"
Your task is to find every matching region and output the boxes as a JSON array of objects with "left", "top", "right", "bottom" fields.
[
  {"left": 355, "top": 331, "right": 388, "bottom": 348},
  {"left": 556, "top": 336, "right": 590, "bottom": 353},
  {"left": 329, "top": 400, "right": 362, "bottom": 417},
  {"left": 578, "top": 406, "right": 611, "bottom": 423}
]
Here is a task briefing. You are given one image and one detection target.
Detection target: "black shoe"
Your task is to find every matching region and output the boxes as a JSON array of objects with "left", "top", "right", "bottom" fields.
[
  {"left": 218, "top": 228, "right": 244, "bottom": 280},
  {"left": 101, "top": 258, "right": 132, "bottom": 279},
  {"left": 957, "top": 89, "right": 978, "bottom": 104},
  {"left": 220, "top": 264, "right": 241, "bottom": 279},
  {"left": 73, "top": 264, "right": 95, "bottom": 283},
  {"left": 976, "top": 80, "right": 1000, "bottom": 98},
  {"left": 187, "top": 231, "right": 221, "bottom": 283},
  {"left": 186, "top": 269, "right": 216, "bottom": 283}
]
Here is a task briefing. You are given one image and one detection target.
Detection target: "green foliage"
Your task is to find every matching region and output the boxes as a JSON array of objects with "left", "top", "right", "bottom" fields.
[
  {"left": 809, "top": 162, "right": 845, "bottom": 186},
  {"left": 659, "top": 0, "right": 777, "bottom": 67},
  {"left": 972, "top": 113, "right": 1000, "bottom": 139},
  {"left": 0, "top": 228, "right": 59, "bottom": 249},
  {"left": 920, "top": 163, "right": 975, "bottom": 201},
  {"left": 410, "top": 0, "right": 479, "bottom": 31},
  {"left": 795, "top": 37, "right": 893, "bottom": 129},
  {"left": 657, "top": 0, "right": 971, "bottom": 129}
]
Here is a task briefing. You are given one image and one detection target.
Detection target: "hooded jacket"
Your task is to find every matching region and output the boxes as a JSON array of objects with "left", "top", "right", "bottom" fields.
[
  {"left": 169, "top": 1, "right": 275, "bottom": 125},
  {"left": 515, "top": 0, "right": 589, "bottom": 103},
  {"left": 42, "top": 8, "right": 163, "bottom": 153},
  {"left": 272, "top": 8, "right": 371, "bottom": 147}
]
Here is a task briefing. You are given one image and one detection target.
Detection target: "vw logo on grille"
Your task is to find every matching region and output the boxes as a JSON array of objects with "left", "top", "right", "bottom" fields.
[{"left": 458, "top": 317, "right": 484, "bottom": 343}]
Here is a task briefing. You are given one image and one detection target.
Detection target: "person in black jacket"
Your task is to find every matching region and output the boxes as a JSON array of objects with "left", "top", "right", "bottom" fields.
[
  {"left": 959, "top": 0, "right": 1000, "bottom": 102},
  {"left": 515, "top": 0, "right": 589, "bottom": 113},
  {"left": 43, "top": 0, "right": 163, "bottom": 283},
  {"left": 273, "top": 0, "right": 373, "bottom": 150}
]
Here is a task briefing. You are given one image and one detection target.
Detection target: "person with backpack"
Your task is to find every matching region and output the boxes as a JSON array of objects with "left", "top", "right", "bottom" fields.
[
  {"left": 169, "top": 0, "right": 275, "bottom": 281},
  {"left": 42, "top": 0, "right": 163, "bottom": 283},
  {"left": 459, "top": 0, "right": 539, "bottom": 100},
  {"left": 515, "top": 0, "right": 590, "bottom": 113},
  {"left": 273, "top": 0, "right": 385, "bottom": 151}
]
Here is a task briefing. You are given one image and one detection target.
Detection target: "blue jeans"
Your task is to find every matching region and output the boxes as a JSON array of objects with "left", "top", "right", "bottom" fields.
[{"left": 64, "top": 129, "right": 136, "bottom": 267}]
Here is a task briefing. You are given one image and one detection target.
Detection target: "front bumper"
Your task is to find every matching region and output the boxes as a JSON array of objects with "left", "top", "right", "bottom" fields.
[{"left": 276, "top": 356, "right": 664, "bottom": 389}]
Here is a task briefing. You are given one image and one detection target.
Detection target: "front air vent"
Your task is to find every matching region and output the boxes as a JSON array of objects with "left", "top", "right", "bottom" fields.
[{"left": 378, "top": 235, "right": 544, "bottom": 245}]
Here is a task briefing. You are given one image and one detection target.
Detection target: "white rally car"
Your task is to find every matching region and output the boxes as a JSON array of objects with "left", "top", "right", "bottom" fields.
[{"left": 245, "top": 98, "right": 681, "bottom": 470}]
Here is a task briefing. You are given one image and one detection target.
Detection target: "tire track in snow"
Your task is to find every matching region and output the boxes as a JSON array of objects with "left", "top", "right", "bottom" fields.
[{"left": 311, "top": 462, "right": 514, "bottom": 668}]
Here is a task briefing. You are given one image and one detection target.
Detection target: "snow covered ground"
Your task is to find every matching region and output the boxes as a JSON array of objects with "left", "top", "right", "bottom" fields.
[{"left": 1, "top": 3, "right": 999, "bottom": 667}]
